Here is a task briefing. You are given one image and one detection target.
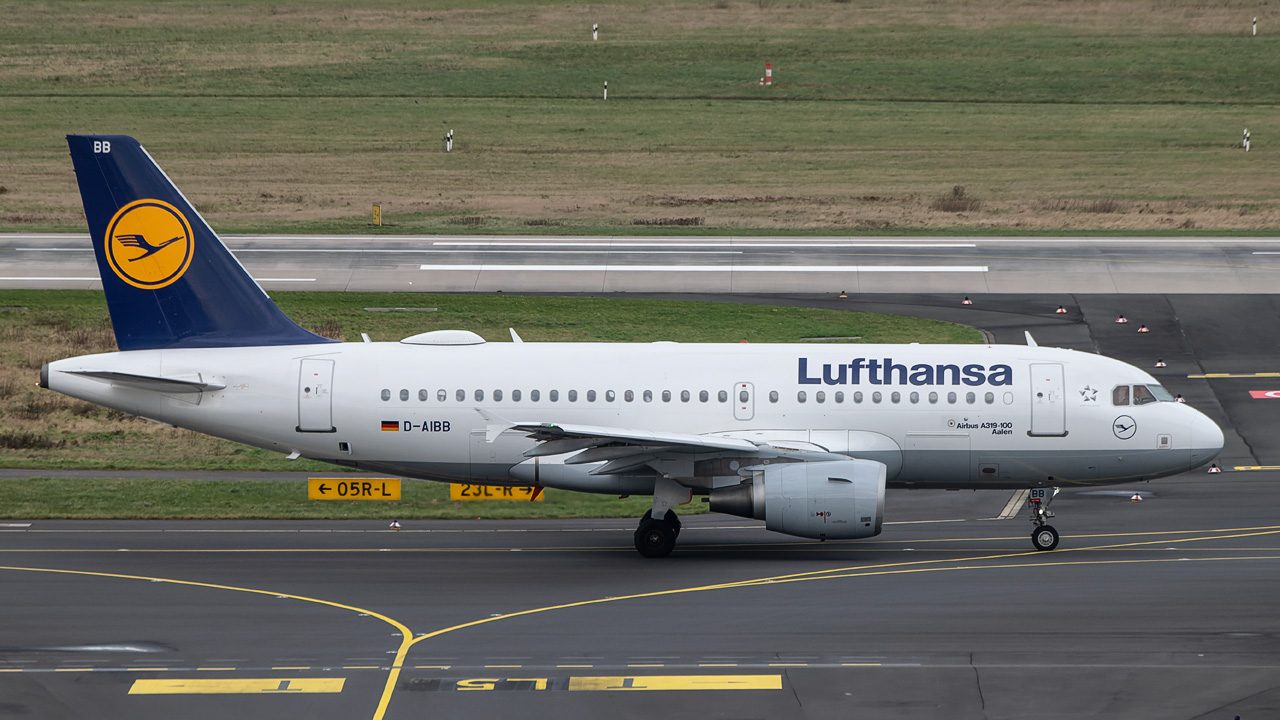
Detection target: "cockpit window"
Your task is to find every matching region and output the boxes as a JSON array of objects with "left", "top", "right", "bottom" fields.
[
  {"left": 1146, "top": 384, "right": 1175, "bottom": 402},
  {"left": 1112, "top": 385, "right": 1130, "bottom": 406},
  {"left": 1132, "top": 385, "right": 1157, "bottom": 405}
]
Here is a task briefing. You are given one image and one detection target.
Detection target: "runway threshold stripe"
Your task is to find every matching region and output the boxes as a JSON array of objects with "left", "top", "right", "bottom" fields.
[
  {"left": 997, "top": 489, "right": 1029, "bottom": 520},
  {"left": 419, "top": 264, "right": 988, "bottom": 273}
]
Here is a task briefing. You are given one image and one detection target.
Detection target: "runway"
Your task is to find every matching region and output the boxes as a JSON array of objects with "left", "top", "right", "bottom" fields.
[
  {"left": 5, "top": 233, "right": 1280, "bottom": 293},
  {"left": 4, "top": 267, "right": 1280, "bottom": 716}
]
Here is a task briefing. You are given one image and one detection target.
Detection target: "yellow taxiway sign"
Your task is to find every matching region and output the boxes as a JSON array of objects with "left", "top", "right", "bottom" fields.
[{"left": 308, "top": 478, "right": 400, "bottom": 500}]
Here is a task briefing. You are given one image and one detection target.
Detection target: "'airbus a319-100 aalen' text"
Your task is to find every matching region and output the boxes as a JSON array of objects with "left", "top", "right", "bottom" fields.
[{"left": 42, "top": 135, "right": 1224, "bottom": 557}]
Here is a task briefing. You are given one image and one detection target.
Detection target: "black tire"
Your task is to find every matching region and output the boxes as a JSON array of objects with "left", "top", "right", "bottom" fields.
[
  {"left": 1031, "top": 525, "right": 1060, "bottom": 551},
  {"left": 634, "top": 519, "right": 678, "bottom": 558},
  {"left": 664, "top": 509, "right": 682, "bottom": 536}
]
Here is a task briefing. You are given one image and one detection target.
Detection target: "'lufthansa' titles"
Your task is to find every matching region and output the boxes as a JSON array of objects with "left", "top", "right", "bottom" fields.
[{"left": 798, "top": 358, "right": 1013, "bottom": 386}]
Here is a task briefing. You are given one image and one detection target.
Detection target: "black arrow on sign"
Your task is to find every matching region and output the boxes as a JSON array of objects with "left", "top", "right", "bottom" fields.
[{"left": 318, "top": 483, "right": 330, "bottom": 495}]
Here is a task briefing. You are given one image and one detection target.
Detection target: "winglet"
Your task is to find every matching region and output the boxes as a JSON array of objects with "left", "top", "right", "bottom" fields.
[
  {"left": 66, "top": 135, "right": 334, "bottom": 351},
  {"left": 1025, "top": 331, "right": 1038, "bottom": 347},
  {"left": 475, "top": 408, "right": 515, "bottom": 442}
]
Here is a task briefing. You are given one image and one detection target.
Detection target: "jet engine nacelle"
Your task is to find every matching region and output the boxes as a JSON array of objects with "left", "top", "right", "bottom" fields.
[{"left": 708, "top": 459, "right": 886, "bottom": 540}]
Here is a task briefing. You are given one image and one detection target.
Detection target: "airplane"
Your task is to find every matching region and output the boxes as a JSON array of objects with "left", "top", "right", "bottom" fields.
[{"left": 41, "top": 135, "right": 1225, "bottom": 557}]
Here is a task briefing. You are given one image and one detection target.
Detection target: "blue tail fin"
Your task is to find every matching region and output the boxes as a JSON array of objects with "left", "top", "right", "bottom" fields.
[{"left": 67, "top": 134, "right": 334, "bottom": 350}]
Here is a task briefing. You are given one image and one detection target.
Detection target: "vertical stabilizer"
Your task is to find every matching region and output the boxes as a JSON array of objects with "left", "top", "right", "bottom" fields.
[{"left": 66, "top": 134, "right": 334, "bottom": 350}]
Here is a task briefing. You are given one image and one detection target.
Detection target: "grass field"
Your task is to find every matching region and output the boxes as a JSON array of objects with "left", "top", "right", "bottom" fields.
[
  {"left": 0, "top": 290, "right": 980, "bottom": 472},
  {"left": 0, "top": 477, "right": 687, "bottom": 520},
  {"left": 1, "top": 0, "right": 1277, "bottom": 233}
]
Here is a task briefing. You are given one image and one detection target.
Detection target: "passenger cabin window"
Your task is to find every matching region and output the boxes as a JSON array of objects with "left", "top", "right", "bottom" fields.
[
  {"left": 531, "top": 389, "right": 540, "bottom": 402},
  {"left": 1113, "top": 385, "right": 1130, "bottom": 406},
  {"left": 816, "top": 391, "right": 826, "bottom": 403},
  {"left": 625, "top": 390, "right": 634, "bottom": 402},
  {"left": 854, "top": 391, "right": 863, "bottom": 403},
  {"left": 768, "top": 391, "right": 778, "bottom": 403},
  {"left": 797, "top": 391, "right": 807, "bottom": 403},
  {"left": 699, "top": 390, "right": 709, "bottom": 403},
  {"left": 719, "top": 390, "right": 729, "bottom": 403},
  {"left": 494, "top": 389, "right": 503, "bottom": 402},
  {"left": 644, "top": 390, "right": 653, "bottom": 403},
  {"left": 456, "top": 389, "right": 465, "bottom": 402},
  {"left": 512, "top": 389, "right": 521, "bottom": 401},
  {"left": 587, "top": 390, "right": 596, "bottom": 402},
  {"left": 835, "top": 391, "right": 844, "bottom": 403},
  {"left": 662, "top": 390, "right": 671, "bottom": 402},
  {"left": 399, "top": 389, "right": 409, "bottom": 401},
  {"left": 381, "top": 389, "right": 390, "bottom": 401},
  {"left": 437, "top": 389, "right": 447, "bottom": 402},
  {"left": 550, "top": 390, "right": 560, "bottom": 402},
  {"left": 872, "top": 391, "right": 882, "bottom": 404},
  {"left": 568, "top": 390, "right": 578, "bottom": 402},
  {"left": 605, "top": 390, "right": 614, "bottom": 402},
  {"left": 475, "top": 389, "right": 484, "bottom": 401},
  {"left": 681, "top": 390, "right": 690, "bottom": 402}
]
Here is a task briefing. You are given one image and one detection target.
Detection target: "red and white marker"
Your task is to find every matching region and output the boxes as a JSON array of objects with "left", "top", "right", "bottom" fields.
[
  {"left": 1208, "top": 464, "right": 1222, "bottom": 473},
  {"left": 962, "top": 296, "right": 973, "bottom": 305},
  {"left": 1055, "top": 305, "right": 1067, "bottom": 314},
  {"left": 1137, "top": 325, "right": 1150, "bottom": 333},
  {"left": 389, "top": 520, "right": 402, "bottom": 530},
  {"left": 1155, "top": 359, "right": 1166, "bottom": 368},
  {"left": 765, "top": 63, "right": 772, "bottom": 86},
  {"left": 1115, "top": 315, "right": 1128, "bottom": 324},
  {"left": 1130, "top": 494, "right": 1143, "bottom": 502}
]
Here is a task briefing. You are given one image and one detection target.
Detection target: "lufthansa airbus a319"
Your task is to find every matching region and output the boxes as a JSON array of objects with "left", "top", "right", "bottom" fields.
[{"left": 41, "top": 135, "right": 1225, "bottom": 557}]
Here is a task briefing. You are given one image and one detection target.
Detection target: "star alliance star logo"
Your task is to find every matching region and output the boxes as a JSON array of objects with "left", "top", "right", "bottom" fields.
[{"left": 1080, "top": 385, "right": 1098, "bottom": 402}]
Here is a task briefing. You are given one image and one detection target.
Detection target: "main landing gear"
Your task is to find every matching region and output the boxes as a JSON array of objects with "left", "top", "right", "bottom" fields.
[
  {"left": 634, "top": 509, "right": 682, "bottom": 558},
  {"left": 633, "top": 476, "right": 692, "bottom": 558},
  {"left": 1028, "top": 487, "right": 1060, "bottom": 551}
]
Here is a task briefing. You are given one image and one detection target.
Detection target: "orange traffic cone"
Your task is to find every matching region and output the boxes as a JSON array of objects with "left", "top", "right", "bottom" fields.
[{"left": 962, "top": 297, "right": 973, "bottom": 305}]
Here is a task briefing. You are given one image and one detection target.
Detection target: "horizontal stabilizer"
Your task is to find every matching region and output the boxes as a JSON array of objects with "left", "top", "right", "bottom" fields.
[{"left": 64, "top": 370, "right": 225, "bottom": 394}]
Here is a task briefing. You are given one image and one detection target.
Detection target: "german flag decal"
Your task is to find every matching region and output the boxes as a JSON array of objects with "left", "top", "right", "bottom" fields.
[{"left": 381, "top": 421, "right": 399, "bottom": 432}]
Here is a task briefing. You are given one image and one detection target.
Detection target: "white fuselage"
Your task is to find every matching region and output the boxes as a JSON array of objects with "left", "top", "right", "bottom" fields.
[{"left": 45, "top": 340, "right": 1223, "bottom": 494}]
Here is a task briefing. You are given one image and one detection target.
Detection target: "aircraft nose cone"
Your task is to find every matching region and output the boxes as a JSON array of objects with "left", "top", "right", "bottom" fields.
[{"left": 1189, "top": 410, "right": 1224, "bottom": 468}]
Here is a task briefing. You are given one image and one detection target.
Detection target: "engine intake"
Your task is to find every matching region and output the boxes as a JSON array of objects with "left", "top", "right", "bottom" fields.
[{"left": 709, "top": 459, "right": 886, "bottom": 540}]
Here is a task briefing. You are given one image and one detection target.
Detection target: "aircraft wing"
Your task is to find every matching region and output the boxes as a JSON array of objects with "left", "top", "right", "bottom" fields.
[{"left": 481, "top": 413, "right": 846, "bottom": 475}]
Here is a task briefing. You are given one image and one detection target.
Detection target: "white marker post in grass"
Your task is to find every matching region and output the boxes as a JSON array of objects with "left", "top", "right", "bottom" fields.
[
  {"left": 603, "top": 81, "right": 608, "bottom": 100},
  {"left": 1244, "top": 128, "right": 1251, "bottom": 152},
  {"left": 1254, "top": 17, "right": 1258, "bottom": 35},
  {"left": 593, "top": 23, "right": 598, "bottom": 41},
  {"left": 445, "top": 129, "right": 453, "bottom": 153}
]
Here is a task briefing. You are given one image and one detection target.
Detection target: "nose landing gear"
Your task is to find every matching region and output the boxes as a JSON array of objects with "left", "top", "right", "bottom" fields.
[{"left": 1028, "top": 487, "right": 1060, "bottom": 551}]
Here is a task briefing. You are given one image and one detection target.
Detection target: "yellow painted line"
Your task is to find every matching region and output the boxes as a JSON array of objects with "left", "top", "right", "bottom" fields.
[
  {"left": 196, "top": 667, "right": 236, "bottom": 671},
  {"left": 1235, "top": 466, "right": 1280, "bottom": 471},
  {"left": 0, "top": 669, "right": 22, "bottom": 673},
  {"left": 698, "top": 663, "right": 738, "bottom": 667},
  {"left": 271, "top": 666, "right": 312, "bottom": 670},
  {"left": 0, "top": 565, "right": 412, "bottom": 720},
  {"left": 628, "top": 664, "right": 665, "bottom": 668},
  {"left": 129, "top": 678, "right": 346, "bottom": 695},
  {"left": 556, "top": 664, "right": 594, "bottom": 668},
  {"left": 128, "top": 667, "right": 172, "bottom": 672},
  {"left": 414, "top": 665, "right": 451, "bottom": 669},
  {"left": 343, "top": 666, "right": 381, "bottom": 670},
  {"left": 54, "top": 668, "right": 92, "bottom": 672},
  {"left": 1188, "top": 372, "right": 1280, "bottom": 378},
  {"left": 568, "top": 675, "right": 782, "bottom": 691}
]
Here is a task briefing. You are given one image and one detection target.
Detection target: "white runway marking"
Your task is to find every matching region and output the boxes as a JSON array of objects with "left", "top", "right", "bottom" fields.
[
  {"left": 433, "top": 241, "right": 977, "bottom": 249},
  {"left": 996, "top": 489, "right": 1030, "bottom": 520},
  {"left": 0, "top": 277, "right": 97, "bottom": 281},
  {"left": 419, "top": 265, "right": 989, "bottom": 273},
  {"left": 255, "top": 278, "right": 316, "bottom": 282}
]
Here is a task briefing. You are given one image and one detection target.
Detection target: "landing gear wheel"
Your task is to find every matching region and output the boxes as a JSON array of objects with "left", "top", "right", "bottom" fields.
[
  {"left": 640, "top": 509, "right": 681, "bottom": 537},
  {"left": 1031, "top": 525, "right": 1060, "bottom": 551},
  {"left": 634, "top": 519, "right": 678, "bottom": 558}
]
